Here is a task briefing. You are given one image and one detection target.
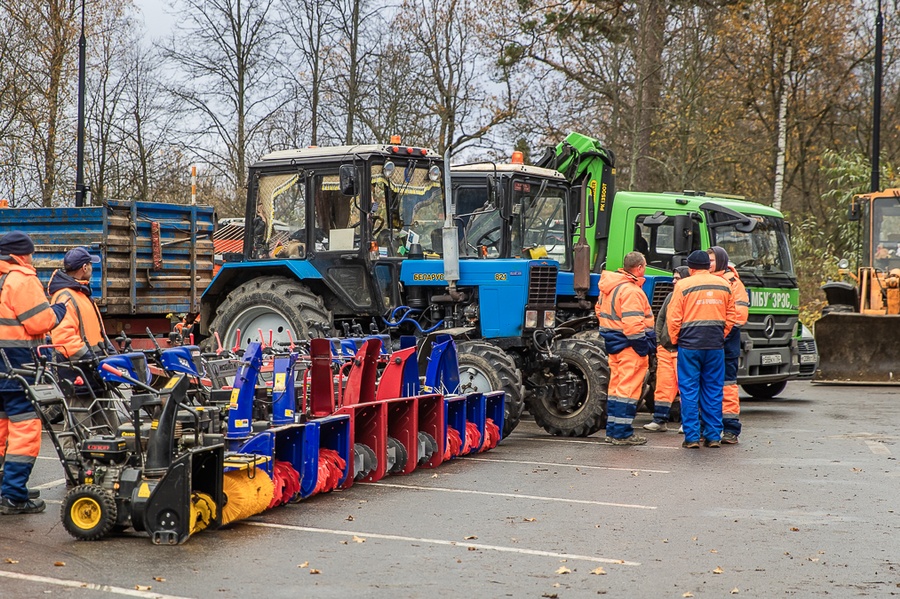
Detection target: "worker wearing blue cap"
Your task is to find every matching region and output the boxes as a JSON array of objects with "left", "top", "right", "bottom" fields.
[{"left": 48, "top": 247, "right": 107, "bottom": 361}]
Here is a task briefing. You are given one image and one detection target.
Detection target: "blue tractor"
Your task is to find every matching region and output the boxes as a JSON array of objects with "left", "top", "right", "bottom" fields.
[{"left": 200, "top": 143, "right": 595, "bottom": 436}]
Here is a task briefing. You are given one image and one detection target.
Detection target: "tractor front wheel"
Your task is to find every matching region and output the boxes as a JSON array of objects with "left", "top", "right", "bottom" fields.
[
  {"left": 456, "top": 341, "right": 525, "bottom": 438},
  {"left": 62, "top": 484, "right": 118, "bottom": 541},
  {"left": 741, "top": 381, "right": 787, "bottom": 399},
  {"left": 528, "top": 338, "right": 608, "bottom": 437}
]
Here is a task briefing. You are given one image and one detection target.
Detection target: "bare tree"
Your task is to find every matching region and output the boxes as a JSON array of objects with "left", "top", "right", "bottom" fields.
[{"left": 161, "top": 0, "right": 289, "bottom": 215}]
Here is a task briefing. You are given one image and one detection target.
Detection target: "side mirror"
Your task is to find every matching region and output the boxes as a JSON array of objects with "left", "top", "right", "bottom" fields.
[
  {"left": 339, "top": 164, "right": 358, "bottom": 196},
  {"left": 673, "top": 214, "right": 694, "bottom": 254},
  {"left": 848, "top": 197, "right": 861, "bottom": 221}
]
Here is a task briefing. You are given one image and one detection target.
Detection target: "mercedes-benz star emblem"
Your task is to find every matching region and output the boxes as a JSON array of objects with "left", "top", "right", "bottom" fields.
[{"left": 763, "top": 315, "right": 776, "bottom": 339}]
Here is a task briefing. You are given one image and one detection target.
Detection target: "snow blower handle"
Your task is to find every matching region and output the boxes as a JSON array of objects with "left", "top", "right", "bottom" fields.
[
  {"left": 101, "top": 362, "right": 158, "bottom": 394},
  {"left": 232, "top": 328, "right": 242, "bottom": 353},
  {"left": 146, "top": 327, "right": 163, "bottom": 351},
  {"left": 215, "top": 331, "right": 224, "bottom": 355}
]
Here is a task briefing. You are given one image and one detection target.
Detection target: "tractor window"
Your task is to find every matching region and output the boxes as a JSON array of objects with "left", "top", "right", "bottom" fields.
[
  {"left": 872, "top": 198, "right": 900, "bottom": 270},
  {"left": 520, "top": 187, "right": 568, "bottom": 268},
  {"left": 636, "top": 214, "right": 701, "bottom": 271},
  {"left": 314, "top": 173, "right": 360, "bottom": 252},
  {"left": 370, "top": 162, "right": 444, "bottom": 255},
  {"left": 253, "top": 172, "right": 306, "bottom": 259}
]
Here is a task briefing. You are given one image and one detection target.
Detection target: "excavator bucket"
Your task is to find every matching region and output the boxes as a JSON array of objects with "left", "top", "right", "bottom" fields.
[{"left": 814, "top": 312, "right": 900, "bottom": 383}]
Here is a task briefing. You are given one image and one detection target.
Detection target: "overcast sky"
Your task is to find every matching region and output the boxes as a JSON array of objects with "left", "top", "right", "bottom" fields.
[{"left": 132, "top": 0, "right": 175, "bottom": 41}]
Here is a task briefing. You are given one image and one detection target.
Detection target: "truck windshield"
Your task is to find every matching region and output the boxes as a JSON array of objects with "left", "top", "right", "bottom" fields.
[
  {"left": 371, "top": 161, "right": 443, "bottom": 255},
  {"left": 710, "top": 215, "right": 795, "bottom": 288}
]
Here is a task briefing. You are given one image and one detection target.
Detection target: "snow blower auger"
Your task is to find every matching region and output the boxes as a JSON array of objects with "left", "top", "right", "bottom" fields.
[
  {"left": 224, "top": 340, "right": 350, "bottom": 503},
  {"left": 423, "top": 335, "right": 505, "bottom": 457},
  {"left": 43, "top": 355, "right": 226, "bottom": 545}
]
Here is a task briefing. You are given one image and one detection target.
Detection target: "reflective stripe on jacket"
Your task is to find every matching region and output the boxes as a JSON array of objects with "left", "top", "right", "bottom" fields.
[
  {"left": 723, "top": 266, "right": 749, "bottom": 327},
  {"left": 595, "top": 269, "right": 655, "bottom": 355},
  {"left": 667, "top": 271, "right": 736, "bottom": 350}
]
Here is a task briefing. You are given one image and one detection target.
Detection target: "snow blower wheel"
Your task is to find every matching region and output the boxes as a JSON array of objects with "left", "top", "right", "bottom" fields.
[{"left": 61, "top": 484, "right": 118, "bottom": 541}]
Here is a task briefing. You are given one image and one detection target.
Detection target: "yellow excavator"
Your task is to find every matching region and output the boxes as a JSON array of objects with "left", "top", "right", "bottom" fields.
[{"left": 815, "top": 188, "right": 900, "bottom": 383}]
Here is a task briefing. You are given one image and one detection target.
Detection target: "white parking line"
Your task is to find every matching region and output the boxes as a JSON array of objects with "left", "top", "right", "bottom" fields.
[
  {"left": 0, "top": 570, "right": 193, "bottom": 599},
  {"left": 865, "top": 440, "right": 892, "bottom": 455},
  {"left": 244, "top": 521, "right": 640, "bottom": 566},
  {"left": 519, "top": 437, "right": 680, "bottom": 450},
  {"left": 33, "top": 478, "right": 66, "bottom": 490},
  {"left": 364, "top": 482, "right": 657, "bottom": 510},
  {"left": 465, "top": 456, "right": 671, "bottom": 474}
]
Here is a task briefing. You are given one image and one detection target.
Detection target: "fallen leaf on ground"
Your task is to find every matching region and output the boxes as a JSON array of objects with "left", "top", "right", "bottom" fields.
[
  {"left": 524, "top": 517, "right": 536, "bottom": 522},
  {"left": 345, "top": 515, "right": 354, "bottom": 521},
  {"left": 309, "top": 569, "right": 321, "bottom": 575},
  {"left": 590, "top": 567, "right": 606, "bottom": 575},
  {"left": 790, "top": 527, "right": 800, "bottom": 532},
  {"left": 691, "top": 536, "right": 698, "bottom": 541},
  {"left": 730, "top": 588, "right": 740, "bottom": 594},
  {"left": 54, "top": 562, "right": 65, "bottom": 567},
  {"left": 467, "top": 547, "right": 476, "bottom": 551},
  {"left": 555, "top": 566, "right": 571, "bottom": 574},
  {"left": 683, "top": 593, "right": 694, "bottom": 598},
  {"left": 340, "top": 541, "right": 348, "bottom": 545},
  {"left": 713, "top": 566, "right": 724, "bottom": 574},
  {"left": 4, "top": 558, "right": 18, "bottom": 564},
  {"left": 542, "top": 594, "right": 558, "bottom": 599},
  {"left": 153, "top": 577, "right": 166, "bottom": 582},
  {"left": 298, "top": 561, "right": 309, "bottom": 568},
  {"left": 710, "top": 549, "right": 718, "bottom": 553},
  {"left": 464, "top": 535, "right": 478, "bottom": 540},
  {"left": 135, "top": 586, "right": 151, "bottom": 591},
  {"left": 351, "top": 536, "right": 366, "bottom": 543},
  {"left": 431, "top": 474, "right": 438, "bottom": 478}
]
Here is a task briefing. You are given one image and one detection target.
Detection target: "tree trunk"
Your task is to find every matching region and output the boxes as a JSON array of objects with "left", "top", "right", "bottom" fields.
[{"left": 773, "top": 44, "right": 793, "bottom": 212}]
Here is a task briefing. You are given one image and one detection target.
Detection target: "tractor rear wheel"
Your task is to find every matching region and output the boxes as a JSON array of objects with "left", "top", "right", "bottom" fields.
[
  {"left": 741, "top": 381, "right": 787, "bottom": 399},
  {"left": 528, "top": 338, "right": 608, "bottom": 437},
  {"left": 208, "top": 276, "right": 333, "bottom": 350},
  {"left": 456, "top": 341, "right": 525, "bottom": 438},
  {"left": 61, "top": 484, "right": 118, "bottom": 541}
]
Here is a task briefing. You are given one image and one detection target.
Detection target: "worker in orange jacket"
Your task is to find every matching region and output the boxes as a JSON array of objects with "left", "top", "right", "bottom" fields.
[
  {"left": 708, "top": 246, "right": 749, "bottom": 444},
  {"left": 643, "top": 266, "right": 690, "bottom": 432},
  {"left": 0, "top": 232, "right": 66, "bottom": 514},
  {"left": 596, "top": 251, "right": 655, "bottom": 446},
  {"left": 667, "top": 250, "right": 737, "bottom": 449},
  {"left": 48, "top": 247, "right": 107, "bottom": 361}
]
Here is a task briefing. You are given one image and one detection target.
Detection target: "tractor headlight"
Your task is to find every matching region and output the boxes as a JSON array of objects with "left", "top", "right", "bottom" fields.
[
  {"left": 383, "top": 161, "right": 395, "bottom": 178},
  {"left": 428, "top": 165, "right": 441, "bottom": 181},
  {"left": 525, "top": 310, "right": 538, "bottom": 329},
  {"left": 543, "top": 310, "right": 556, "bottom": 328}
]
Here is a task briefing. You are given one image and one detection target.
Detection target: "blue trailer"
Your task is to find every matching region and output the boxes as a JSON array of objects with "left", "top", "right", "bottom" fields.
[{"left": 0, "top": 200, "right": 215, "bottom": 347}]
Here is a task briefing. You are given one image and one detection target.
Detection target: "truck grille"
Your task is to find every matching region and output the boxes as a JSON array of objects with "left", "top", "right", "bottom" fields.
[
  {"left": 744, "top": 314, "right": 797, "bottom": 347},
  {"left": 650, "top": 281, "right": 673, "bottom": 318},
  {"left": 527, "top": 264, "right": 558, "bottom": 309}
]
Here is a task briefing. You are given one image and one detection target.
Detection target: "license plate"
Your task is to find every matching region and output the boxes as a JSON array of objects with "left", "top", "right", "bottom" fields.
[
  {"left": 800, "top": 354, "right": 818, "bottom": 364},
  {"left": 761, "top": 354, "right": 783, "bottom": 365}
]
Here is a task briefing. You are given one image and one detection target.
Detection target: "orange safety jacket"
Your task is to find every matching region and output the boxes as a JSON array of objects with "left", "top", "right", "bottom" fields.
[
  {"left": 723, "top": 266, "right": 749, "bottom": 327},
  {"left": 48, "top": 270, "right": 107, "bottom": 360},
  {"left": 0, "top": 258, "right": 60, "bottom": 367},
  {"left": 596, "top": 269, "right": 655, "bottom": 355},
  {"left": 667, "top": 270, "right": 736, "bottom": 350}
]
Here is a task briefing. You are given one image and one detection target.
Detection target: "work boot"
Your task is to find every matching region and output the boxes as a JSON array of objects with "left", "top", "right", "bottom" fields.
[
  {"left": 28, "top": 489, "right": 40, "bottom": 499},
  {"left": 704, "top": 439, "right": 721, "bottom": 448},
  {"left": 609, "top": 435, "right": 647, "bottom": 446},
  {"left": 643, "top": 421, "right": 667, "bottom": 432},
  {"left": 682, "top": 440, "right": 700, "bottom": 449},
  {"left": 0, "top": 496, "right": 46, "bottom": 515},
  {"left": 721, "top": 432, "right": 739, "bottom": 445}
]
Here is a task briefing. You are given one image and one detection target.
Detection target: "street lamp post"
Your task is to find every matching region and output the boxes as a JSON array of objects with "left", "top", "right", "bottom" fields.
[
  {"left": 74, "top": 0, "right": 88, "bottom": 207},
  {"left": 871, "top": 0, "right": 884, "bottom": 193}
]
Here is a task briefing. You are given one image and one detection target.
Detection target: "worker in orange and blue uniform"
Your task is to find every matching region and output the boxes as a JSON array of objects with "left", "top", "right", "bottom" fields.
[
  {"left": 596, "top": 251, "right": 655, "bottom": 446},
  {"left": 667, "top": 250, "right": 737, "bottom": 449},
  {"left": 48, "top": 247, "right": 108, "bottom": 362},
  {"left": 643, "top": 266, "right": 690, "bottom": 432},
  {"left": 708, "top": 246, "right": 749, "bottom": 444},
  {"left": 0, "top": 232, "right": 66, "bottom": 514}
]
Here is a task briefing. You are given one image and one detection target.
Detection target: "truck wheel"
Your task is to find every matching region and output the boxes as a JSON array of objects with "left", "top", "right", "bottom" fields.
[
  {"left": 209, "top": 276, "right": 333, "bottom": 349},
  {"left": 741, "top": 381, "right": 787, "bottom": 399},
  {"left": 62, "top": 484, "right": 118, "bottom": 541},
  {"left": 456, "top": 341, "right": 524, "bottom": 438},
  {"left": 528, "top": 338, "right": 608, "bottom": 437}
]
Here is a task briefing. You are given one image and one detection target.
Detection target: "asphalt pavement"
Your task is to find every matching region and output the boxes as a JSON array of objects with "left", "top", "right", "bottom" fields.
[{"left": 1, "top": 381, "right": 898, "bottom": 598}]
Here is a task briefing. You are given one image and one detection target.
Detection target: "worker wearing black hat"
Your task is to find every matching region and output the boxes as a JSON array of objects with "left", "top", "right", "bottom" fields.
[
  {"left": 666, "top": 250, "right": 737, "bottom": 449},
  {"left": 0, "top": 231, "right": 66, "bottom": 514}
]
